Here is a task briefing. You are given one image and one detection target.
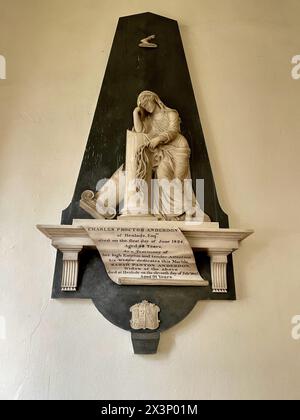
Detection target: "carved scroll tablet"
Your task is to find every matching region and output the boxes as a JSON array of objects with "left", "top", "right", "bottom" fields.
[{"left": 82, "top": 221, "right": 208, "bottom": 286}]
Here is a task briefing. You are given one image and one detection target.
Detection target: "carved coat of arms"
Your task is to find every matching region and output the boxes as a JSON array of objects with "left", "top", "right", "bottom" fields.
[{"left": 130, "top": 301, "right": 160, "bottom": 330}]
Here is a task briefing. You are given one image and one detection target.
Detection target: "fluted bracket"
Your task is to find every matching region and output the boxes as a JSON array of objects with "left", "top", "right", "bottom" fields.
[
  {"left": 208, "top": 250, "right": 231, "bottom": 293},
  {"left": 60, "top": 246, "right": 83, "bottom": 291}
]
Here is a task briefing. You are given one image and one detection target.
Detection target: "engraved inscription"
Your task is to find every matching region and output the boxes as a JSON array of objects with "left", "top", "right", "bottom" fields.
[{"left": 83, "top": 222, "right": 208, "bottom": 286}]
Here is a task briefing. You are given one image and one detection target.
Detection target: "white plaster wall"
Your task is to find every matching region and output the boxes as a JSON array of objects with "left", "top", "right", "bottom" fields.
[{"left": 1, "top": 0, "right": 300, "bottom": 400}]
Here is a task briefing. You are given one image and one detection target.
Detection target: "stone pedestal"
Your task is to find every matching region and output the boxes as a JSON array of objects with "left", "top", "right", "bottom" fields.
[
  {"left": 121, "top": 130, "right": 153, "bottom": 218},
  {"left": 131, "top": 332, "right": 160, "bottom": 354}
]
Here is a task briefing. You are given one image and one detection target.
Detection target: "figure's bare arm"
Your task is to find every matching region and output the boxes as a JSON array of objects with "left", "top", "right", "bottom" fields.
[{"left": 133, "top": 107, "right": 144, "bottom": 133}]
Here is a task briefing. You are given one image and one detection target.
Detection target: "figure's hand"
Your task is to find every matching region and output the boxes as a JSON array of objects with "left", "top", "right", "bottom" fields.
[
  {"left": 149, "top": 137, "right": 161, "bottom": 150},
  {"left": 133, "top": 106, "right": 143, "bottom": 118}
]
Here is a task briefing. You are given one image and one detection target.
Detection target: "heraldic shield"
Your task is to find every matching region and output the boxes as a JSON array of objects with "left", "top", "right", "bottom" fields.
[{"left": 130, "top": 301, "right": 160, "bottom": 330}]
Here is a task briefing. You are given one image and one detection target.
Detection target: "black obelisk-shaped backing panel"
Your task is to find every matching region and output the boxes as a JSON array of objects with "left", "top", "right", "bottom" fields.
[{"left": 52, "top": 13, "right": 235, "bottom": 338}]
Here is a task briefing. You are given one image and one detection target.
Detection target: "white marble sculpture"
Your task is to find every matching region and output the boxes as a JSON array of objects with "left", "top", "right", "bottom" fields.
[
  {"left": 130, "top": 300, "right": 160, "bottom": 330},
  {"left": 38, "top": 92, "right": 253, "bottom": 294},
  {"left": 81, "top": 90, "right": 210, "bottom": 222}
]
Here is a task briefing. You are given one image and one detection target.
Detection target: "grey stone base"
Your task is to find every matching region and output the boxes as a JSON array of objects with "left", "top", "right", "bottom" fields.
[{"left": 131, "top": 332, "right": 160, "bottom": 354}]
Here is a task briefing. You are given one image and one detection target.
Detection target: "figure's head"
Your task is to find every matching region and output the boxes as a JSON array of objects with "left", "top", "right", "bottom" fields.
[{"left": 137, "top": 91, "right": 165, "bottom": 113}]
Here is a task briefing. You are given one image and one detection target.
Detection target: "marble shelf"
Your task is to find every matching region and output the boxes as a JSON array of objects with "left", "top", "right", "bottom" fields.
[{"left": 37, "top": 219, "right": 253, "bottom": 294}]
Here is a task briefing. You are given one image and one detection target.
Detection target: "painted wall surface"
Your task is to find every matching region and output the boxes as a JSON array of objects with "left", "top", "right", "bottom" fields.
[{"left": 1, "top": 0, "right": 300, "bottom": 400}]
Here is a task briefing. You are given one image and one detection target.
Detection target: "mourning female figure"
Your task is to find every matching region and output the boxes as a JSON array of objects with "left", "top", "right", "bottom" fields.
[{"left": 132, "top": 90, "right": 209, "bottom": 221}]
